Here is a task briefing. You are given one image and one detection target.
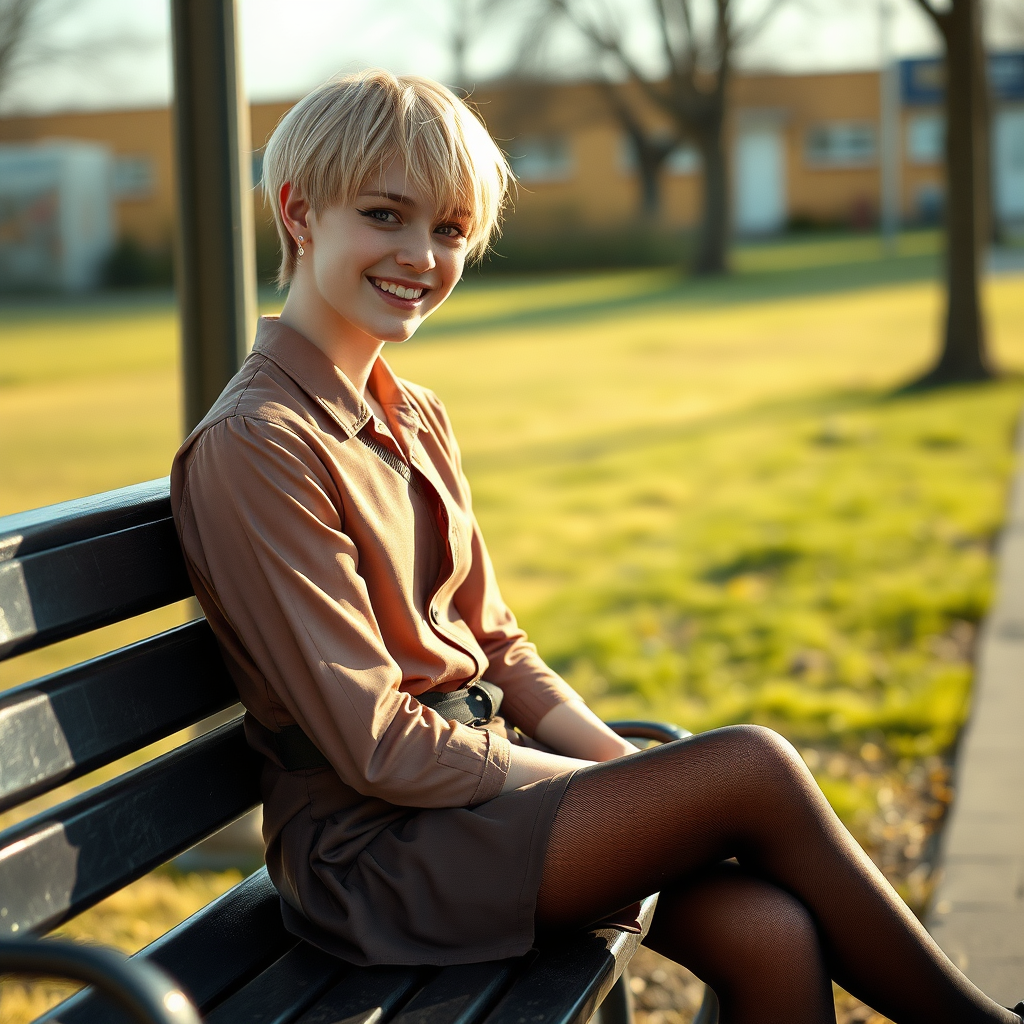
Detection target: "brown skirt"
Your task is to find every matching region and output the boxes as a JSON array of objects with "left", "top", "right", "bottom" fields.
[{"left": 275, "top": 770, "right": 575, "bottom": 966}]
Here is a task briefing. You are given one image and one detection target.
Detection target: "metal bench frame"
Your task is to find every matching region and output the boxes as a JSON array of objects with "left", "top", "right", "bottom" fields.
[{"left": 0, "top": 479, "right": 718, "bottom": 1024}]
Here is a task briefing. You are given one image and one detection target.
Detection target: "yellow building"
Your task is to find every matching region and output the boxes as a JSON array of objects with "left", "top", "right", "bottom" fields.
[{"left": 1, "top": 62, "right": 1015, "bottom": 258}]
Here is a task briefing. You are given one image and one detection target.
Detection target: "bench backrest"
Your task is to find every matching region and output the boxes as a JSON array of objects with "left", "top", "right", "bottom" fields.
[{"left": 0, "top": 479, "right": 291, "bottom": 1019}]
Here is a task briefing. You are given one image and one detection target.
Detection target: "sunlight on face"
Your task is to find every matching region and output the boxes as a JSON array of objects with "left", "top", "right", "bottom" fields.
[{"left": 306, "top": 164, "right": 471, "bottom": 345}]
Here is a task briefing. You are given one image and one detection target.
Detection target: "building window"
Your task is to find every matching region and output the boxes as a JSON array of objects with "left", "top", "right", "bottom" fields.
[
  {"left": 666, "top": 143, "right": 700, "bottom": 175},
  {"left": 915, "top": 182, "right": 943, "bottom": 224},
  {"left": 906, "top": 113, "right": 944, "bottom": 165},
  {"left": 804, "top": 122, "right": 877, "bottom": 167},
  {"left": 509, "top": 137, "right": 573, "bottom": 183},
  {"left": 111, "top": 155, "right": 154, "bottom": 199}
]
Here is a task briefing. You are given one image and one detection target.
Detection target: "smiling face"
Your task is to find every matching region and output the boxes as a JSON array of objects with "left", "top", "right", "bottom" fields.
[{"left": 292, "top": 163, "right": 471, "bottom": 349}]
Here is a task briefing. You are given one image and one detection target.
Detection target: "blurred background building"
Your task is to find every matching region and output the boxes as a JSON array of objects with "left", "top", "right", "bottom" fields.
[
  {"left": 0, "top": 139, "right": 113, "bottom": 290},
  {"left": 0, "top": 53, "right": 1021, "bottom": 289}
]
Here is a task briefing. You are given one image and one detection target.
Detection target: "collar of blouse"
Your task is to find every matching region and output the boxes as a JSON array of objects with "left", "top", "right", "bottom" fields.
[{"left": 252, "top": 315, "right": 429, "bottom": 456}]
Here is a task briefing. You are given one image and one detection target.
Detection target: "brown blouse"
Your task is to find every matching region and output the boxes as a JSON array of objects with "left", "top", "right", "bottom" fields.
[{"left": 170, "top": 317, "right": 580, "bottom": 962}]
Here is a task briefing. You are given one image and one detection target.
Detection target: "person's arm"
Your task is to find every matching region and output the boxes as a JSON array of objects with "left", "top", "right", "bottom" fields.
[
  {"left": 419, "top": 392, "right": 617, "bottom": 743},
  {"left": 178, "top": 415, "right": 511, "bottom": 809},
  {"left": 533, "top": 699, "right": 637, "bottom": 761},
  {"left": 501, "top": 744, "right": 593, "bottom": 793},
  {"left": 499, "top": 700, "right": 636, "bottom": 794}
]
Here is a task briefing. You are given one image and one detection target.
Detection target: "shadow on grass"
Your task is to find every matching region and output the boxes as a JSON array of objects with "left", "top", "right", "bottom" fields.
[
  {"left": 888, "top": 367, "right": 1022, "bottom": 399},
  {"left": 462, "top": 374, "right": 1015, "bottom": 480},
  {"left": 422, "top": 254, "right": 942, "bottom": 341}
]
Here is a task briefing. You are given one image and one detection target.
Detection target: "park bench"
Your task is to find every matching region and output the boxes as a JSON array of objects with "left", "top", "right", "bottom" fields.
[{"left": 0, "top": 478, "right": 718, "bottom": 1024}]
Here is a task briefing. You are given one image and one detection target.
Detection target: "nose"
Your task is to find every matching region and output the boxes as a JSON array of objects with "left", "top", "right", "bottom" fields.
[{"left": 396, "top": 228, "right": 436, "bottom": 274}]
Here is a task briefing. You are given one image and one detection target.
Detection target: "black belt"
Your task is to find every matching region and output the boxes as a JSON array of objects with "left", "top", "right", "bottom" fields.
[{"left": 268, "top": 681, "right": 504, "bottom": 772}]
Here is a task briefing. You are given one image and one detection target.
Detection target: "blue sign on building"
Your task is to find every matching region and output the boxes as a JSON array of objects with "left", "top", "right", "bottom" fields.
[
  {"left": 900, "top": 52, "right": 1024, "bottom": 106},
  {"left": 990, "top": 52, "right": 1024, "bottom": 101}
]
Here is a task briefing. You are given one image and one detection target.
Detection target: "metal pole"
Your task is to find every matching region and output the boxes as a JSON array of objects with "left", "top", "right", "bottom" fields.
[
  {"left": 879, "top": 0, "right": 901, "bottom": 255},
  {"left": 170, "top": 0, "right": 258, "bottom": 436}
]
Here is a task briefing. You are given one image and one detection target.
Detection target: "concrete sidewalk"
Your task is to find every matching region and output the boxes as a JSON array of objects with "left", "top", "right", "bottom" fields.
[{"left": 927, "top": 416, "right": 1024, "bottom": 1005}]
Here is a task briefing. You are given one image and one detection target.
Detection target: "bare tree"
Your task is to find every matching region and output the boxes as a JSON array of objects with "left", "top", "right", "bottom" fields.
[
  {"left": 0, "top": 0, "right": 157, "bottom": 110},
  {"left": 547, "top": 0, "right": 787, "bottom": 275},
  {"left": 910, "top": 0, "right": 993, "bottom": 383},
  {"left": 0, "top": 0, "right": 37, "bottom": 100},
  {"left": 445, "top": 0, "right": 521, "bottom": 94},
  {"left": 596, "top": 78, "right": 681, "bottom": 220}
]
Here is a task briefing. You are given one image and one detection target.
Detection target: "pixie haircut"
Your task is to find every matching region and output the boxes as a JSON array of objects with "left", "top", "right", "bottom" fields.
[{"left": 263, "top": 69, "right": 512, "bottom": 286}]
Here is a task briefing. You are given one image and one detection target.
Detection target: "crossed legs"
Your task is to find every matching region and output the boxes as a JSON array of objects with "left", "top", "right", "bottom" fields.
[{"left": 535, "top": 725, "right": 1017, "bottom": 1024}]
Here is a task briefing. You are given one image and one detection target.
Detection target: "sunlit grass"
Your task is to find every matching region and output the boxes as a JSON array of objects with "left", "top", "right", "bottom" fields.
[
  {"left": 731, "top": 229, "right": 941, "bottom": 273},
  {"left": 0, "top": 252, "right": 1022, "bottom": 1023}
]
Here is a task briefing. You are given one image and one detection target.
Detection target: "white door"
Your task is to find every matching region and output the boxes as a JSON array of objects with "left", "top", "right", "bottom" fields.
[
  {"left": 994, "top": 108, "right": 1024, "bottom": 225},
  {"left": 734, "top": 128, "right": 787, "bottom": 235}
]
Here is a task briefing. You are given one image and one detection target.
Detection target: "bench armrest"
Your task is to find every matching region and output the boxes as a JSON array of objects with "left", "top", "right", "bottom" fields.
[
  {"left": 606, "top": 721, "right": 691, "bottom": 744},
  {"left": 0, "top": 937, "right": 200, "bottom": 1024}
]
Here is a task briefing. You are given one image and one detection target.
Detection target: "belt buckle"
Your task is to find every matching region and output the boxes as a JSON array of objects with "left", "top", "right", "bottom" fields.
[{"left": 467, "top": 683, "right": 494, "bottom": 726}]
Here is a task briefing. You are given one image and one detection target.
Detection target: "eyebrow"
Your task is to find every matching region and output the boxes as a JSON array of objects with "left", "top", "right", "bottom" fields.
[{"left": 357, "top": 190, "right": 415, "bottom": 205}]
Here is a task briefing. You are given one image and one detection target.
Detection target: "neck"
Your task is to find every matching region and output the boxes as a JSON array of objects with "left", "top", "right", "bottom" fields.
[{"left": 279, "top": 272, "right": 384, "bottom": 398}]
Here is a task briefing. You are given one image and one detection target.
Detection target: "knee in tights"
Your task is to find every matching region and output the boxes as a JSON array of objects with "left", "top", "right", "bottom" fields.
[{"left": 646, "top": 865, "right": 835, "bottom": 1024}]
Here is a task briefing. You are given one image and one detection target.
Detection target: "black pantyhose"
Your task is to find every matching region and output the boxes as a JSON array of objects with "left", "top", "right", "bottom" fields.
[{"left": 535, "top": 725, "right": 1018, "bottom": 1024}]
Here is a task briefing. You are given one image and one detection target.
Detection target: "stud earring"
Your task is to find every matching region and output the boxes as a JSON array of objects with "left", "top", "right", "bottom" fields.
[{"left": 297, "top": 235, "right": 305, "bottom": 257}]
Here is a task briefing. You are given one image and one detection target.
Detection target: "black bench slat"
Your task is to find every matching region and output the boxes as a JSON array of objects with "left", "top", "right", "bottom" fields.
[
  {"left": 294, "top": 966, "right": 429, "bottom": 1024},
  {"left": 42, "top": 868, "right": 296, "bottom": 1024},
  {"left": 0, "top": 719, "right": 260, "bottom": 937},
  {"left": 391, "top": 961, "right": 521, "bottom": 1024},
  {"left": 0, "top": 620, "right": 237, "bottom": 813},
  {"left": 483, "top": 897, "right": 657, "bottom": 1024},
  {"left": 0, "top": 518, "right": 192, "bottom": 660},
  {"left": 0, "top": 479, "right": 171, "bottom": 560},
  {"left": 204, "top": 942, "right": 348, "bottom": 1024}
]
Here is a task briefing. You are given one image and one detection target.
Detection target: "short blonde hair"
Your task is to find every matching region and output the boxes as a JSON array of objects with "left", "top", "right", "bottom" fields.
[{"left": 263, "top": 69, "right": 512, "bottom": 286}]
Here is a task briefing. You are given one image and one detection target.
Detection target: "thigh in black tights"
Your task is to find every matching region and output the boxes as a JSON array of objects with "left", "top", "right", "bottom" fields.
[{"left": 535, "top": 725, "right": 1017, "bottom": 1024}]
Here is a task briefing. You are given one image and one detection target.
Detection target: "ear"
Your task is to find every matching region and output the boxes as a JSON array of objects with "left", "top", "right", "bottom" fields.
[{"left": 279, "top": 182, "right": 311, "bottom": 244}]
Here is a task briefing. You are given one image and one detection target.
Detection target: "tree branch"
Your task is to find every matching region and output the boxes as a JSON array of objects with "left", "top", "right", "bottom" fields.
[
  {"left": 731, "top": 0, "right": 792, "bottom": 47},
  {"left": 673, "top": 0, "right": 700, "bottom": 78},
  {"left": 910, "top": 0, "right": 949, "bottom": 33},
  {"left": 0, "top": 0, "right": 35, "bottom": 95},
  {"left": 551, "top": 0, "right": 666, "bottom": 100},
  {"left": 651, "top": 0, "right": 678, "bottom": 75}
]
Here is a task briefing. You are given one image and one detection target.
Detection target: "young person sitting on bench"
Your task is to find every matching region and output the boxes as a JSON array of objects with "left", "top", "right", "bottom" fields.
[{"left": 170, "top": 68, "right": 1022, "bottom": 1024}]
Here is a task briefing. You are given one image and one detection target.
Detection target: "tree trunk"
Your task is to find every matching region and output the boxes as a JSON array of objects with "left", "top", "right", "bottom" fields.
[
  {"left": 694, "top": 123, "right": 729, "bottom": 275},
  {"left": 595, "top": 81, "right": 672, "bottom": 222},
  {"left": 630, "top": 136, "right": 676, "bottom": 221},
  {"left": 919, "top": 0, "right": 992, "bottom": 384},
  {"left": 974, "top": 24, "right": 993, "bottom": 245}
]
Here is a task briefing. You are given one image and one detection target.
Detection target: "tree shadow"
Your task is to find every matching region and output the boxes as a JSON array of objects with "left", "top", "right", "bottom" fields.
[{"left": 423, "top": 254, "right": 942, "bottom": 342}]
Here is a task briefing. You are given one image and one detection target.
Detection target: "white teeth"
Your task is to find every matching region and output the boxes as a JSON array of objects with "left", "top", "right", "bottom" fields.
[{"left": 373, "top": 278, "right": 424, "bottom": 300}]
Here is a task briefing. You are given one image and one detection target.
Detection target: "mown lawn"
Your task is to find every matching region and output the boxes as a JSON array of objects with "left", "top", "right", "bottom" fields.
[{"left": 0, "top": 239, "right": 1022, "bottom": 1022}]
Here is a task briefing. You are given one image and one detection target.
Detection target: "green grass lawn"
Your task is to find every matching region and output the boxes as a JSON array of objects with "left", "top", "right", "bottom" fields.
[{"left": 0, "top": 239, "right": 1022, "bottom": 1022}]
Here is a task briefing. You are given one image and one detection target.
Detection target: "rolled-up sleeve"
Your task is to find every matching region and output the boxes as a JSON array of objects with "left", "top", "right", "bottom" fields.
[{"left": 178, "top": 414, "right": 510, "bottom": 808}]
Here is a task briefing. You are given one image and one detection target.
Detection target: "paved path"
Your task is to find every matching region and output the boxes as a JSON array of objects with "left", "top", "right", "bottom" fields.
[{"left": 927, "top": 415, "right": 1024, "bottom": 1005}]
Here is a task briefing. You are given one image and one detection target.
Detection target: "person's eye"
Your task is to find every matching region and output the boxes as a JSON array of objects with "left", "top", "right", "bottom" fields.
[
  {"left": 359, "top": 208, "right": 401, "bottom": 224},
  {"left": 435, "top": 222, "right": 467, "bottom": 239}
]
